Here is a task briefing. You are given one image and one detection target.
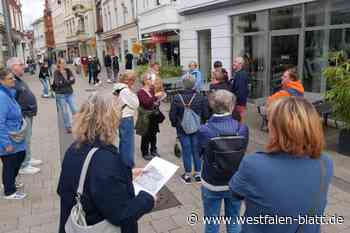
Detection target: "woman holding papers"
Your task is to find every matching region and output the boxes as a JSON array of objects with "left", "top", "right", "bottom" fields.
[{"left": 57, "top": 93, "right": 155, "bottom": 233}]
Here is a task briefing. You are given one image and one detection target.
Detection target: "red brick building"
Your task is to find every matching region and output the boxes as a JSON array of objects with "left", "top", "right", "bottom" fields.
[{"left": 44, "top": 0, "right": 55, "bottom": 54}]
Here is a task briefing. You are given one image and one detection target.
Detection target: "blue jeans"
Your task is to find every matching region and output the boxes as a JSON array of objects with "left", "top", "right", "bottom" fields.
[
  {"left": 202, "top": 186, "right": 241, "bottom": 233},
  {"left": 21, "top": 116, "right": 33, "bottom": 168},
  {"left": 119, "top": 117, "right": 135, "bottom": 168},
  {"left": 178, "top": 133, "right": 201, "bottom": 173},
  {"left": 39, "top": 78, "right": 49, "bottom": 95},
  {"left": 56, "top": 94, "right": 77, "bottom": 129}
]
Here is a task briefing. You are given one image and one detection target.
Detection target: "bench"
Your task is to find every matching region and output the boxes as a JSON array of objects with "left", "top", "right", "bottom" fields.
[{"left": 256, "top": 93, "right": 336, "bottom": 131}]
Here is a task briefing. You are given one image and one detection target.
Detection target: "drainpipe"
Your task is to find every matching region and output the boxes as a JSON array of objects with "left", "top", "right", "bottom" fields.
[{"left": 2, "top": 0, "right": 14, "bottom": 57}]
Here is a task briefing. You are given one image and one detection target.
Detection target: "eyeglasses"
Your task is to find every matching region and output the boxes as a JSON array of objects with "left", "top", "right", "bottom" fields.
[{"left": 5, "top": 76, "right": 15, "bottom": 81}]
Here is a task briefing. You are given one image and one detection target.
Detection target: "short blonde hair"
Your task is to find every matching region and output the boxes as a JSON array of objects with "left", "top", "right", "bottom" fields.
[
  {"left": 119, "top": 70, "right": 137, "bottom": 83},
  {"left": 73, "top": 93, "right": 122, "bottom": 146},
  {"left": 266, "top": 97, "right": 325, "bottom": 158}
]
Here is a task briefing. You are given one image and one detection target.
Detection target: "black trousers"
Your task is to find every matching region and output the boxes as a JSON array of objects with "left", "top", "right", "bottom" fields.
[
  {"left": 141, "top": 130, "right": 157, "bottom": 156},
  {"left": 93, "top": 74, "right": 100, "bottom": 84},
  {"left": 1, "top": 151, "right": 26, "bottom": 195}
]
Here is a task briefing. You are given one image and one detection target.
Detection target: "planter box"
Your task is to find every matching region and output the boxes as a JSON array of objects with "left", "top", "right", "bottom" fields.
[{"left": 338, "top": 129, "right": 350, "bottom": 156}]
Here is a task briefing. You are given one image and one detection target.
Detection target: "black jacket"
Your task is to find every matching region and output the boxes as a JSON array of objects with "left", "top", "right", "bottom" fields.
[
  {"left": 14, "top": 76, "right": 37, "bottom": 117},
  {"left": 53, "top": 68, "right": 75, "bottom": 95},
  {"left": 57, "top": 141, "right": 154, "bottom": 233},
  {"left": 39, "top": 66, "right": 50, "bottom": 80},
  {"left": 112, "top": 56, "right": 119, "bottom": 71},
  {"left": 104, "top": 55, "right": 112, "bottom": 67}
]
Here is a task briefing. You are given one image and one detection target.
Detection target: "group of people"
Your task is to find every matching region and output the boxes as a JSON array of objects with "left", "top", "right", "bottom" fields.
[
  {"left": 0, "top": 54, "right": 334, "bottom": 233},
  {"left": 55, "top": 56, "right": 333, "bottom": 233},
  {"left": 0, "top": 57, "right": 44, "bottom": 200}
]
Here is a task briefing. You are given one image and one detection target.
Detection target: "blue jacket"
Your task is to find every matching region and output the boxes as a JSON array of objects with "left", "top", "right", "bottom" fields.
[
  {"left": 191, "top": 69, "right": 204, "bottom": 92},
  {"left": 232, "top": 70, "right": 249, "bottom": 106},
  {"left": 0, "top": 85, "right": 26, "bottom": 156},
  {"left": 169, "top": 89, "right": 209, "bottom": 135},
  {"left": 198, "top": 114, "right": 249, "bottom": 187},
  {"left": 57, "top": 140, "right": 154, "bottom": 233},
  {"left": 229, "top": 152, "right": 333, "bottom": 233}
]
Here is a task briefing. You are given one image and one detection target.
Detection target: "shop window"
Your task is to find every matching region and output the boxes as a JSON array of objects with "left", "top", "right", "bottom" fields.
[
  {"left": 270, "top": 5, "right": 302, "bottom": 30},
  {"left": 303, "top": 30, "right": 327, "bottom": 93},
  {"left": 232, "top": 11, "right": 267, "bottom": 34},
  {"left": 330, "top": 28, "right": 350, "bottom": 57},
  {"left": 305, "top": 1, "right": 325, "bottom": 27},
  {"left": 330, "top": 0, "right": 350, "bottom": 25}
]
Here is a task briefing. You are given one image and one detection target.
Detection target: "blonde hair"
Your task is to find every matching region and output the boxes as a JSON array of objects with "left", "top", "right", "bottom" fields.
[
  {"left": 119, "top": 69, "right": 137, "bottom": 83},
  {"left": 73, "top": 93, "right": 122, "bottom": 146},
  {"left": 56, "top": 58, "right": 65, "bottom": 70},
  {"left": 266, "top": 97, "right": 325, "bottom": 158}
]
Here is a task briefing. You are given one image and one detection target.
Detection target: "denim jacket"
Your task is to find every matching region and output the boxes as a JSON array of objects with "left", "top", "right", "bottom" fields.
[{"left": 0, "top": 85, "right": 26, "bottom": 156}]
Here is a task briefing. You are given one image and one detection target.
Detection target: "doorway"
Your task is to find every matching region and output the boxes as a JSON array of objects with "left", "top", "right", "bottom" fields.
[
  {"left": 270, "top": 34, "right": 300, "bottom": 94},
  {"left": 198, "top": 30, "right": 212, "bottom": 83}
]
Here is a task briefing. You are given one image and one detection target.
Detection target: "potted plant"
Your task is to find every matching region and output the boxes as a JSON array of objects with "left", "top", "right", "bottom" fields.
[{"left": 323, "top": 51, "right": 350, "bottom": 155}]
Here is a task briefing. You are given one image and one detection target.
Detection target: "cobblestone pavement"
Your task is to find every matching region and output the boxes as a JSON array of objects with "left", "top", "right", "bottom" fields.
[{"left": 1, "top": 70, "right": 350, "bottom": 233}]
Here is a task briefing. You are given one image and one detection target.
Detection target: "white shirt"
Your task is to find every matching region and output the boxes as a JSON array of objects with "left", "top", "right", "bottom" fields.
[{"left": 118, "top": 83, "right": 139, "bottom": 118}]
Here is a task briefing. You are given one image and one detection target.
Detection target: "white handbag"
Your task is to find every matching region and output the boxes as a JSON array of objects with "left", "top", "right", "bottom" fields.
[{"left": 65, "top": 148, "right": 121, "bottom": 233}]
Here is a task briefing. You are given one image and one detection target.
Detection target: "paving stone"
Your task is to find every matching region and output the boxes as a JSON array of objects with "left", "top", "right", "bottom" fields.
[{"left": 151, "top": 217, "right": 178, "bottom": 233}]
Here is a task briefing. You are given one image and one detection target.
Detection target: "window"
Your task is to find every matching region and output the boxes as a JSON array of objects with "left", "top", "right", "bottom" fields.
[
  {"left": 156, "top": 0, "right": 160, "bottom": 6},
  {"left": 330, "top": 28, "right": 350, "bottom": 57},
  {"left": 305, "top": 1, "right": 325, "bottom": 27},
  {"left": 114, "top": 0, "right": 118, "bottom": 26},
  {"left": 270, "top": 5, "right": 302, "bottom": 30},
  {"left": 233, "top": 11, "right": 267, "bottom": 34},
  {"left": 330, "top": 0, "right": 350, "bottom": 25}
]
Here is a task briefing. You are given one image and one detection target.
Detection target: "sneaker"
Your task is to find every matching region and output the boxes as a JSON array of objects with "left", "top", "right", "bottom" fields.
[
  {"left": 151, "top": 151, "right": 160, "bottom": 157},
  {"left": 180, "top": 174, "right": 191, "bottom": 184},
  {"left": 29, "top": 159, "right": 43, "bottom": 166},
  {"left": 107, "top": 79, "right": 113, "bottom": 83},
  {"left": 4, "top": 191, "right": 26, "bottom": 200},
  {"left": 19, "top": 166, "right": 40, "bottom": 175},
  {"left": 15, "top": 182, "right": 24, "bottom": 189},
  {"left": 142, "top": 154, "right": 153, "bottom": 161},
  {"left": 193, "top": 175, "right": 201, "bottom": 183}
]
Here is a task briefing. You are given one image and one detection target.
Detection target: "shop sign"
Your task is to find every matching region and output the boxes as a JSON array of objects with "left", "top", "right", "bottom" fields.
[{"left": 151, "top": 33, "right": 168, "bottom": 43}]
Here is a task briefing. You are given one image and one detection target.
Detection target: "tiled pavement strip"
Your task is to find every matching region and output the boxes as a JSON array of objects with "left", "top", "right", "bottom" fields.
[{"left": 1, "top": 70, "right": 350, "bottom": 233}]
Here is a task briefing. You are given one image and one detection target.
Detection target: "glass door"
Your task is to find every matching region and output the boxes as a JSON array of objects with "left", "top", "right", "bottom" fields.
[
  {"left": 270, "top": 34, "right": 300, "bottom": 94},
  {"left": 233, "top": 34, "right": 267, "bottom": 98}
]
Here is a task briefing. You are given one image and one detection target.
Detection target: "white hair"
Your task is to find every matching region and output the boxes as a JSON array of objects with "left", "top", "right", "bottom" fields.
[
  {"left": 6, "top": 57, "right": 24, "bottom": 70},
  {"left": 235, "top": 57, "right": 245, "bottom": 65}
]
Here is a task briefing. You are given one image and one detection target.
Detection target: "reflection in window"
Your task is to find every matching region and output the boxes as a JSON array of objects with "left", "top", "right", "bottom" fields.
[
  {"left": 270, "top": 5, "right": 302, "bottom": 30},
  {"left": 233, "top": 35, "right": 265, "bottom": 98},
  {"left": 330, "top": 0, "right": 350, "bottom": 25},
  {"left": 304, "top": 31, "right": 326, "bottom": 93},
  {"left": 232, "top": 12, "right": 267, "bottom": 33},
  {"left": 330, "top": 28, "right": 350, "bottom": 58},
  {"left": 305, "top": 1, "right": 325, "bottom": 27}
]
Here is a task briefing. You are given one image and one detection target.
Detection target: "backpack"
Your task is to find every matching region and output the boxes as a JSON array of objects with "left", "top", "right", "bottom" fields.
[
  {"left": 205, "top": 124, "right": 246, "bottom": 181},
  {"left": 179, "top": 94, "right": 201, "bottom": 134}
]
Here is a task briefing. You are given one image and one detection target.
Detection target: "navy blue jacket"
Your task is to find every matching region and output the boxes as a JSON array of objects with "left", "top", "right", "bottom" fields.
[
  {"left": 198, "top": 114, "right": 249, "bottom": 187},
  {"left": 232, "top": 70, "right": 249, "bottom": 106},
  {"left": 57, "top": 141, "right": 154, "bottom": 233},
  {"left": 14, "top": 76, "right": 37, "bottom": 117},
  {"left": 169, "top": 89, "right": 209, "bottom": 135}
]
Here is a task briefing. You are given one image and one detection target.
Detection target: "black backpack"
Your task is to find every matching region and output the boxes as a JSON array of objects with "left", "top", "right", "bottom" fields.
[{"left": 204, "top": 125, "right": 246, "bottom": 181}]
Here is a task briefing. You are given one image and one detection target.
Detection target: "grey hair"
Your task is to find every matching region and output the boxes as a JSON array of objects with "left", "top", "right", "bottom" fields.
[
  {"left": 209, "top": 90, "right": 236, "bottom": 114},
  {"left": 6, "top": 57, "right": 24, "bottom": 70},
  {"left": 182, "top": 73, "right": 195, "bottom": 89},
  {"left": 235, "top": 57, "right": 245, "bottom": 65}
]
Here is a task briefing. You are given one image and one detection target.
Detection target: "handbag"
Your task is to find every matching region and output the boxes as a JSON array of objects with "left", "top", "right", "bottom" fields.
[
  {"left": 65, "top": 148, "right": 121, "bottom": 233},
  {"left": 152, "top": 105, "right": 165, "bottom": 124},
  {"left": 8, "top": 118, "right": 27, "bottom": 143}
]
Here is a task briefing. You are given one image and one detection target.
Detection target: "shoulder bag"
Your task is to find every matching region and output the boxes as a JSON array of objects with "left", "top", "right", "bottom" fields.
[{"left": 65, "top": 147, "right": 121, "bottom": 233}]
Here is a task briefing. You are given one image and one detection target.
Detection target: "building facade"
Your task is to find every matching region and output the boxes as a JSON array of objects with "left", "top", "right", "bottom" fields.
[
  {"left": 51, "top": 0, "right": 67, "bottom": 61},
  {"left": 137, "top": 0, "right": 181, "bottom": 66},
  {"left": 8, "top": 0, "right": 25, "bottom": 60},
  {"left": 179, "top": 0, "right": 350, "bottom": 98},
  {"left": 101, "top": 0, "right": 138, "bottom": 64},
  {"left": 23, "top": 30, "right": 34, "bottom": 62},
  {"left": 0, "top": 0, "right": 6, "bottom": 66},
  {"left": 32, "top": 17, "right": 46, "bottom": 62},
  {"left": 44, "top": 0, "right": 56, "bottom": 61}
]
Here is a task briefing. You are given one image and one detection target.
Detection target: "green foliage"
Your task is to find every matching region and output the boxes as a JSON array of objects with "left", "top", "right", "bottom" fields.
[
  {"left": 135, "top": 64, "right": 182, "bottom": 79},
  {"left": 323, "top": 51, "right": 350, "bottom": 129}
]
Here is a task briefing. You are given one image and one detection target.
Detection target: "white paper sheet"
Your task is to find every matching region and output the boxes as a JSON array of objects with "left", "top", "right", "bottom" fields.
[{"left": 133, "top": 157, "right": 179, "bottom": 196}]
